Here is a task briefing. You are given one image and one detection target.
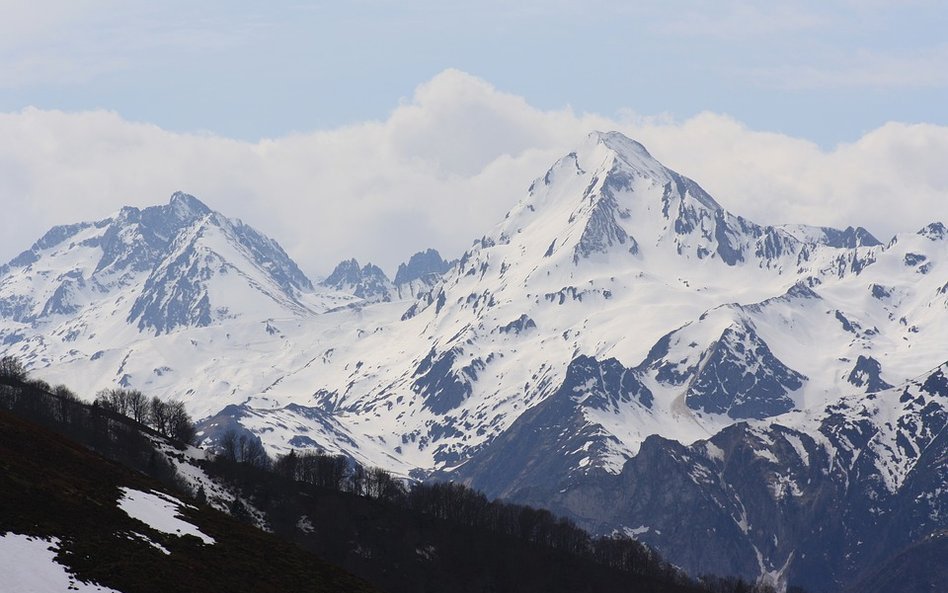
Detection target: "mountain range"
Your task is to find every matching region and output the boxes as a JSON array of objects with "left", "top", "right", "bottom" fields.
[{"left": 2, "top": 131, "right": 945, "bottom": 592}]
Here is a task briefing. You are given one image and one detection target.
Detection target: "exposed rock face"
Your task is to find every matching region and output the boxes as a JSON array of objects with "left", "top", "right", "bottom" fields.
[
  {"left": 682, "top": 324, "right": 805, "bottom": 419},
  {"left": 393, "top": 249, "right": 454, "bottom": 299},
  {"left": 457, "top": 364, "right": 948, "bottom": 593},
  {"left": 322, "top": 249, "right": 455, "bottom": 303},
  {"left": 0, "top": 192, "right": 317, "bottom": 335},
  {"left": 847, "top": 355, "right": 893, "bottom": 393},
  {"left": 320, "top": 259, "right": 394, "bottom": 303}
]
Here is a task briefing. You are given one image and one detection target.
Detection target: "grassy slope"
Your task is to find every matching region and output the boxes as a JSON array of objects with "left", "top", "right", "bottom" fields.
[{"left": 0, "top": 409, "right": 377, "bottom": 593}]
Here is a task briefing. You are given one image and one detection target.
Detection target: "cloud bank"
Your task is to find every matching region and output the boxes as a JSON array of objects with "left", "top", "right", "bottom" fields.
[{"left": 1, "top": 69, "right": 946, "bottom": 278}]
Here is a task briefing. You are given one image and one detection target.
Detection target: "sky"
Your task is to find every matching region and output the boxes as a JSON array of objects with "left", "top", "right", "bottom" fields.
[{"left": 1, "top": 1, "right": 947, "bottom": 277}]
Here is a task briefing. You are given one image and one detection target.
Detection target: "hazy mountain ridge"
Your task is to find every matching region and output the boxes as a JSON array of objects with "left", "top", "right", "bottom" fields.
[
  {"left": 0, "top": 192, "right": 332, "bottom": 334},
  {"left": 319, "top": 249, "right": 455, "bottom": 304}
]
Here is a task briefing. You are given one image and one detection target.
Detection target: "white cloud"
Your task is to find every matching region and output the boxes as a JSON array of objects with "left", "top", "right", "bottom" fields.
[
  {"left": 625, "top": 114, "right": 948, "bottom": 237},
  {"left": 1, "top": 70, "right": 946, "bottom": 280}
]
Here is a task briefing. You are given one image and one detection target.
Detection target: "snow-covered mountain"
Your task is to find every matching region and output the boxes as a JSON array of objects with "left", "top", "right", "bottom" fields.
[
  {"left": 478, "top": 362, "right": 948, "bottom": 592},
  {"left": 319, "top": 258, "right": 394, "bottom": 303},
  {"left": 319, "top": 249, "right": 455, "bottom": 303},
  {"left": 1, "top": 193, "right": 325, "bottom": 330},
  {"left": 0, "top": 192, "right": 356, "bottom": 391},
  {"left": 2, "top": 132, "right": 946, "bottom": 591},
  {"left": 393, "top": 248, "right": 455, "bottom": 299}
]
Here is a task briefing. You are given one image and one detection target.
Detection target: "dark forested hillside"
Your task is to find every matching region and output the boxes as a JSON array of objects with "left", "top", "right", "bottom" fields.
[
  {"left": 0, "top": 362, "right": 781, "bottom": 593},
  {"left": 0, "top": 409, "right": 377, "bottom": 593}
]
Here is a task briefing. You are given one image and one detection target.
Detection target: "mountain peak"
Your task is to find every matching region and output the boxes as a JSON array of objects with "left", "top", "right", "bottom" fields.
[
  {"left": 0, "top": 191, "right": 316, "bottom": 332},
  {"left": 503, "top": 131, "right": 751, "bottom": 270},
  {"left": 394, "top": 249, "right": 452, "bottom": 285},
  {"left": 779, "top": 224, "right": 882, "bottom": 248},
  {"left": 589, "top": 131, "right": 654, "bottom": 160},
  {"left": 168, "top": 192, "right": 212, "bottom": 219},
  {"left": 585, "top": 131, "right": 668, "bottom": 179},
  {"left": 321, "top": 258, "right": 393, "bottom": 303}
]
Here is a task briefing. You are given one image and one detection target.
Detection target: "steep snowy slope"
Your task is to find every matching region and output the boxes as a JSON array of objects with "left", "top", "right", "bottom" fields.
[
  {"left": 228, "top": 131, "right": 943, "bottom": 478},
  {"left": 0, "top": 193, "right": 356, "bottom": 404}
]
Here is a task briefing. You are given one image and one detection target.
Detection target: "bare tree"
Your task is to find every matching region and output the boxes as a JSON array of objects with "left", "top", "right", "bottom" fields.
[
  {"left": 218, "top": 428, "right": 270, "bottom": 468},
  {"left": 166, "top": 399, "right": 196, "bottom": 443},
  {"left": 52, "top": 384, "right": 78, "bottom": 424},
  {"left": 219, "top": 429, "right": 240, "bottom": 461},
  {"left": 127, "top": 389, "right": 149, "bottom": 424},
  {"left": 365, "top": 466, "right": 405, "bottom": 501},
  {"left": 96, "top": 388, "right": 130, "bottom": 416},
  {"left": 239, "top": 434, "right": 270, "bottom": 469},
  {"left": 347, "top": 463, "right": 366, "bottom": 496},
  {"left": 149, "top": 397, "right": 170, "bottom": 435},
  {"left": 0, "top": 356, "right": 27, "bottom": 382}
]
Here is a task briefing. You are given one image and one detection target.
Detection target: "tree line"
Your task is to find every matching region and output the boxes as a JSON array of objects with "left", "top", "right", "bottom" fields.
[
  {"left": 0, "top": 355, "right": 196, "bottom": 445},
  {"left": 93, "top": 387, "right": 196, "bottom": 443},
  {"left": 210, "top": 431, "right": 786, "bottom": 593},
  {"left": 0, "top": 355, "right": 193, "bottom": 492}
]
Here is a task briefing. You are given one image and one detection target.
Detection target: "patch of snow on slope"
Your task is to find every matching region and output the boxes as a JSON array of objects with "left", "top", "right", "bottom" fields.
[
  {"left": 126, "top": 531, "right": 170, "bottom": 555},
  {"left": 782, "top": 433, "right": 810, "bottom": 468},
  {"left": 150, "top": 439, "right": 236, "bottom": 512},
  {"left": 117, "top": 487, "right": 215, "bottom": 545},
  {"left": 0, "top": 533, "right": 122, "bottom": 592}
]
